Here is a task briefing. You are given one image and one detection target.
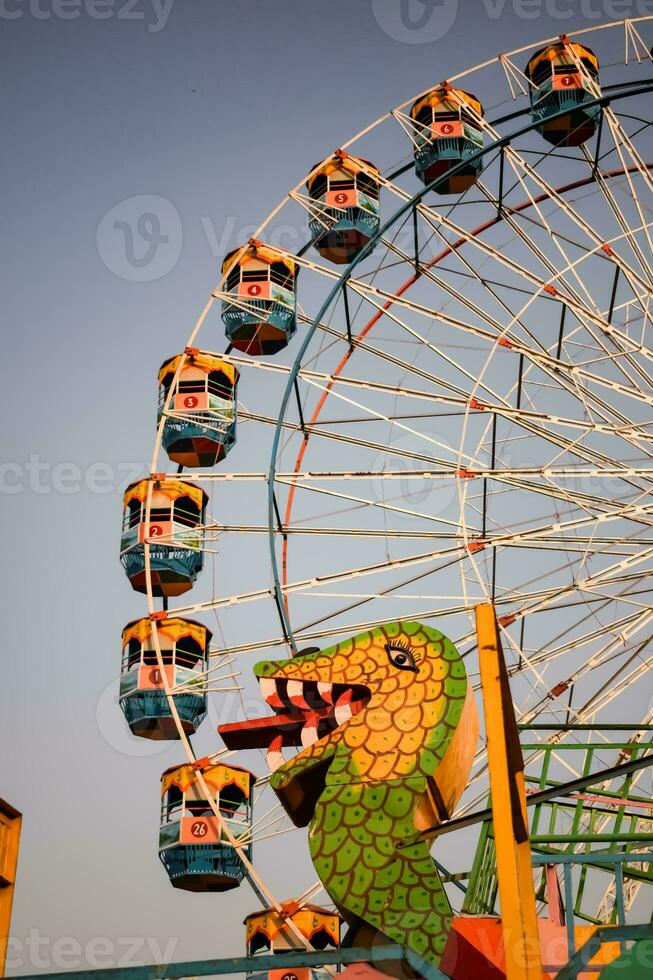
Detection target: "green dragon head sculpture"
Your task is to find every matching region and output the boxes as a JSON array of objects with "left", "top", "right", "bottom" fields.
[{"left": 220, "top": 620, "right": 478, "bottom": 969}]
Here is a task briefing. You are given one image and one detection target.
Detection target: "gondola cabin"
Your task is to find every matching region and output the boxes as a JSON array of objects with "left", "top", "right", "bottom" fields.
[
  {"left": 119, "top": 616, "right": 211, "bottom": 739},
  {"left": 410, "top": 86, "right": 484, "bottom": 194},
  {"left": 525, "top": 39, "right": 600, "bottom": 146},
  {"left": 120, "top": 478, "right": 207, "bottom": 596},
  {"left": 159, "top": 762, "right": 256, "bottom": 892},
  {"left": 221, "top": 242, "right": 297, "bottom": 356},
  {"left": 158, "top": 351, "right": 239, "bottom": 467},
  {"left": 245, "top": 904, "right": 341, "bottom": 980},
  {"left": 306, "top": 153, "right": 380, "bottom": 264}
]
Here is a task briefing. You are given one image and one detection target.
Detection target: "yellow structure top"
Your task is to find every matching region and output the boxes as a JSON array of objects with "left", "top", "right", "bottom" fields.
[
  {"left": 0, "top": 798, "right": 21, "bottom": 979},
  {"left": 221, "top": 242, "right": 297, "bottom": 277},
  {"left": 410, "top": 85, "right": 484, "bottom": 121},
  {"left": 123, "top": 478, "right": 208, "bottom": 512},
  {"left": 526, "top": 40, "right": 599, "bottom": 78},
  {"left": 158, "top": 353, "right": 239, "bottom": 386},
  {"left": 161, "top": 761, "right": 255, "bottom": 799},
  {"left": 306, "top": 153, "right": 379, "bottom": 193},
  {"left": 122, "top": 616, "right": 211, "bottom": 648},
  {"left": 245, "top": 904, "right": 340, "bottom": 947}
]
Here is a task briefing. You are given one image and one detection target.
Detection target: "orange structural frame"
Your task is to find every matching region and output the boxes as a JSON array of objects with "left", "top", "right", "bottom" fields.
[
  {"left": 475, "top": 604, "right": 543, "bottom": 980},
  {"left": 0, "top": 798, "right": 21, "bottom": 978},
  {"left": 441, "top": 916, "right": 620, "bottom": 979}
]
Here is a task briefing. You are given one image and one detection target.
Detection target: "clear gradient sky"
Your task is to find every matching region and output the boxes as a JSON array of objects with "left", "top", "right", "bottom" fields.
[{"left": 2, "top": 0, "right": 652, "bottom": 975}]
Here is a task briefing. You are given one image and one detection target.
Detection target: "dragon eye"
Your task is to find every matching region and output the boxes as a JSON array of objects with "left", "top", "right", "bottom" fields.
[{"left": 385, "top": 643, "right": 418, "bottom": 672}]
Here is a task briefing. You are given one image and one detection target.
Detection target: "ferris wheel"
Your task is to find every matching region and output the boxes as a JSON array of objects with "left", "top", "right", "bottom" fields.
[{"left": 118, "top": 16, "right": 653, "bottom": 967}]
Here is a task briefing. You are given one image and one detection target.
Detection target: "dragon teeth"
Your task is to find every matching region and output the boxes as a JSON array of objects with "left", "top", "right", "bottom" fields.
[
  {"left": 287, "top": 680, "right": 307, "bottom": 707},
  {"left": 317, "top": 682, "right": 333, "bottom": 704},
  {"left": 301, "top": 716, "right": 319, "bottom": 747},
  {"left": 334, "top": 691, "right": 353, "bottom": 725},
  {"left": 259, "top": 677, "right": 277, "bottom": 703},
  {"left": 266, "top": 736, "right": 284, "bottom": 773},
  {"left": 335, "top": 702, "right": 353, "bottom": 725},
  {"left": 259, "top": 677, "right": 285, "bottom": 708}
]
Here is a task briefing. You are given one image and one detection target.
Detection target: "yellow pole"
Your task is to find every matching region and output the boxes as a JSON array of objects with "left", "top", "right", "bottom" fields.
[
  {"left": 0, "top": 798, "right": 22, "bottom": 978},
  {"left": 475, "top": 603, "right": 542, "bottom": 979}
]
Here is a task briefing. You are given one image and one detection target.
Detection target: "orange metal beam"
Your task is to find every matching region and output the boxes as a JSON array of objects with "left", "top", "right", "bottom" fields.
[
  {"left": 475, "top": 603, "right": 543, "bottom": 979},
  {"left": 0, "top": 798, "right": 22, "bottom": 978}
]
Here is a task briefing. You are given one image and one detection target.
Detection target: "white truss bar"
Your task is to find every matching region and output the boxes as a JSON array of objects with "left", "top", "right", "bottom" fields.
[
  {"left": 519, "top": 608, "right": 653, "bottom": 725},
  {"left": 460, "top": 627, "right": 653, "bottom": 811},
  {"left": 240, "top": 408, "right": 468, "bottom": 467},
  {"left": 213, "top": 524, "right": 653, "bottom": 553},
  {"left": 241, "top": 404, "right": 653, "bottom": 446},
  {"left": 581, "top": 654, "right": 653, "bottom": 719},
  {"left": 451, "top": 88, "right": 653, "bottom": 300},
  {"left": 625, "top": 18, "right": 653, "bottom": 62},
  {"left": 472, "top": 545, "right": 653, "bottom": 654},
  {"left": 170, "top": 542, "right": 471, "bottom": 619},
  {"left": 565, "top": 38, "right": 653, "bottom": 204},
  {"left": 317, "top": 319, "right": 653, "bottom": 485},
  {"left": 376, "top": 170, "right": 653, "bottom": 364},
  {"left": 202, "top": 568, "right": 653, "bottom": 661},
  {"left": 287, "top": 361, "right": 485, "bottom": 468},
  {"left": 376, "top": 227, "right": 554, "bottom": 365},
  {"left": 581, "top": 146, "right": 653, "bottom": 286},
  {"left": 213, "top": 337, "right": 653, "bottom": 481},
  {"left": 499, "top": 52, "right": 531, "bottom": 99},
  {"left": 176, "top": 522, "right": 653, "bottom": 644},
  {"left": 272, "top": 479, "right": 469, "bottom": 530},
  {"left": 472, "top": 176, "right": 653, "bottom": 396},
  {"left": 513, "top": 606, "right": 653, "bottom": 672},
  {"left": 165, "top": 465, "right": 653, "bottom": 482}
]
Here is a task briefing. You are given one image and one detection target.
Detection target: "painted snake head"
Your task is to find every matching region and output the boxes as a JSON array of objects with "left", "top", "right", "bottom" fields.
[{"left": 219, "top": 621, "right": 477, "bottom": 826}]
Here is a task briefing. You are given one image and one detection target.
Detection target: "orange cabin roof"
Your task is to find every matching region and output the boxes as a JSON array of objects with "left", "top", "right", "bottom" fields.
[
  {"left": 244, "top": 905, "right": 341, "bottom": 947},
  {"left": 244, "top": 903, "right": 339, "bottom": 923},
  {"left": 306, "top": 153, "right": 380, "bottom": 194},
  {"left": 221, "top": 242, "right": 297, "bottom": 277},
  {"left": 122, "top": 616, "right": 212, "bottom": 648},
  {"left": 123, "top": 478, "right": 208, "bottom": 513},
  {"left": 526, "top": 40, "right": 599, "bottom": 78},
  {"left": 158, "top": 352, "right": 239, "bottom": 387},
  {"left": 410, "top": 86, "right": 484, "bottom": 121},
  {"left": 161, "top": 761, "right": 256, "bottom": 799}
]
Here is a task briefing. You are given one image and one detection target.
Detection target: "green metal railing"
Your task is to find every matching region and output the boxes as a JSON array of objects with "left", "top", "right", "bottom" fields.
[
  {"left": 531, "top": 851, "right": 653, "bottom": 964},
  {"left": 463, "top": 727, "right": 653, "bottom": 923}
]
